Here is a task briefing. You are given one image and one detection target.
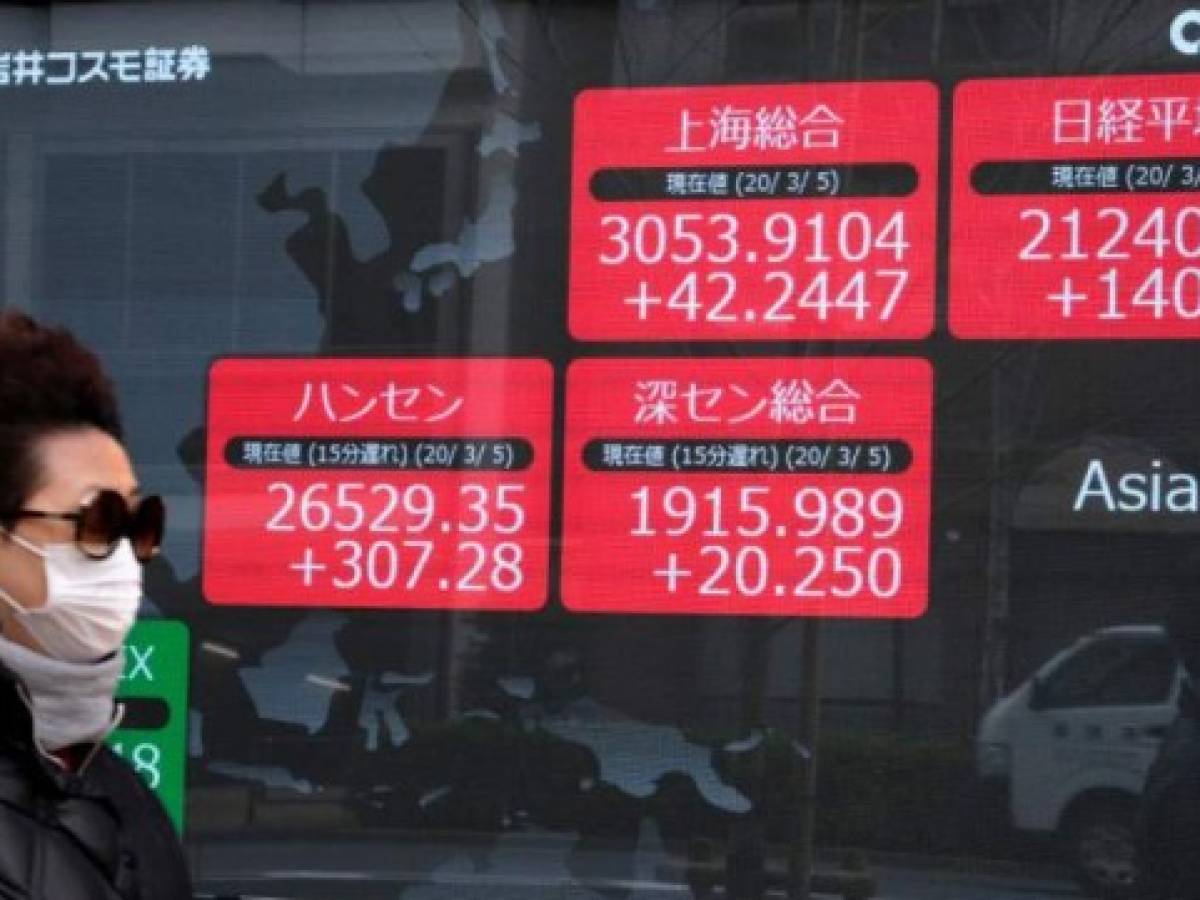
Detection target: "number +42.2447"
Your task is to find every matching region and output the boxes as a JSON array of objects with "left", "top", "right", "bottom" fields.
[{"left": 623, "top": 269, "right": 909, "bottom": 324}]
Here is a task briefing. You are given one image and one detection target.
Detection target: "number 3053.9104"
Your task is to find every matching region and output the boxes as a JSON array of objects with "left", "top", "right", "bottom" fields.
[{"left": 598, "top": 211, "right": 910, "bottom": 267}]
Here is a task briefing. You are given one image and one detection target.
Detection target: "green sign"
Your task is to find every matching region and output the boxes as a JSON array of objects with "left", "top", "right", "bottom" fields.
[{"left": 108, "top": 619, "right": 190, "bottom": 832}]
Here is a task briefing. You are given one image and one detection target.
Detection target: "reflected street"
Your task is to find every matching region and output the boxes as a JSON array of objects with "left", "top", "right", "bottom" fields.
[{"left": 194, "top": 834, "right": 1082, "bottom": 900}]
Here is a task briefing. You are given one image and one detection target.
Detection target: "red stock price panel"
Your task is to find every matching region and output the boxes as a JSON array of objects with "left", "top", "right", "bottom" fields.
[
  {"left": 561, "top": 358, "right": 932, "bottom": 617},
  {"left": 569, "top": 83, "right": 937, "bottom": 341},
  {"left": 952, "top": 74, "right": 1200, "bottom": 338},
  {"left": 203, "top": 358, "right": 552, "bottom": 610}
]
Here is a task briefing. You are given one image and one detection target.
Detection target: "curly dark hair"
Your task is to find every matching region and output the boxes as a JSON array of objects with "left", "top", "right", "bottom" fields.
[{"left": 0, "top": 310, "right": 122, "bottom": 527}]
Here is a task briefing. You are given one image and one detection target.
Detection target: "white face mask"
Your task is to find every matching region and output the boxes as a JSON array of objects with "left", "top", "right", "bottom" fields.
[
  {"left": 0, "top": 634, "right": 125, "bottom": 753},
  {"left": 0, "top": 532, "right": 142, "bottom": 663}
]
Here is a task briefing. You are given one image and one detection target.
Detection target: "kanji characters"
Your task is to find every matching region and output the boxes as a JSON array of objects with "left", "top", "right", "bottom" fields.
[
  {"left": 11, "top": 50, "right": 44, "bottom": 86},
  {"left": 0, "top": 45, "right": 209, "bottom": 88},
  {"left": 754, "top": 104, "right": 799, "bottom": 150},
  {"left": 1053, "top": 95, "right": 1200, "bottom": 145},
  {"left": 665, "top": 103, "right": 843, "bottom": 153},
  {"left": 281, "top": 442, "right": 303, "bottom": 466},
  {"left": 798, "top": 104, "right": 842, "bottom": 149},
  {"left": 666, "top": 108, "right": 707, "bottom": 154},
  {"left": 1053, "top": 99, "right": 1091, "bottom": 144},
  {"left": 663, "top": 170, "right": 730, "bottom": 197},
  {"left": 710, "top": 104, "right": 754, "bottom": 150},
  {"left": 767, "top": 379, "right": 816, "bottom": 425},
  {"left": 1051, "top": 164, "right": 1075, "bottom": 189},
  {"left": 1148, "top": 96, "right": 1191, "bottom": 140},
  {"left": 631, "top": 379, "right": 861, "bottom": 426},
  {"left": 241, "top": 441, "right": 304, "bottom": 466},
  {"left": 815, "top": 379, "right": 861, "bottom": 424},
  {"left": 634, "top": 380, "right": 679, "bottom": 425},
  {"left": 1097, "top": 98, "right": 1144, "bottom": 144},
  {"left": 241, "top": 441, "right": 263, "bottom": 466},
  {"left": 177, "top": 44, "right": 211, "bottom": 81},
  {"left": 143, "top": 47, "right": 177, "bottom": 82}
]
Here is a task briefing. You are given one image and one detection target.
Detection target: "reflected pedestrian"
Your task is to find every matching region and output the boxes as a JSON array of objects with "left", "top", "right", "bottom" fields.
[{"left": 1135, "top": 596, "right": 1200, "bottom": 899}]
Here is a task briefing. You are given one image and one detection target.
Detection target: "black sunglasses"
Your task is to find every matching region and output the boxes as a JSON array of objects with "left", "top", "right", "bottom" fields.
[{"left": 11, "top": 490, "right": 165, "bottom": 563}]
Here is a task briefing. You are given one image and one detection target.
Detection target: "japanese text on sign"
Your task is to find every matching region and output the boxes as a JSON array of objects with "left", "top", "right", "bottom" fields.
[
  {"left": 292, "top": 381, "right": 464, "bottom": 423},
  {"left": 587, "top": 440, "right": 908, "bottom": 474},
  {"left": 204, "top": 359, "right": 552, "bottom": 611},
  {"left": 0, "top": 46, "right": 210, "bottom": 86},
  {"left": 632, "top": 378, "right": 859, "bottom": 426},
  {"left": 667, "top": 103, "right": 843, "bottom": 153},
  {"left": 1053, "top": 97, "right": 1200, "bottom": 145},
  {"left": 952, "top": 74, "right": 1200, "bottom": 338},
  {"left": 562, "top": 358, "right": 932, "bottom": 618},
  {"left": 570, "top": 83, "right": 937, "bottom": 341}
]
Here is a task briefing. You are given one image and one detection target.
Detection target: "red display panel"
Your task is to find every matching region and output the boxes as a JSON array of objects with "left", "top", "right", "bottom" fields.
[
  {"left": 952, "top": 75, "right": 1200, "bottom": 338},
  {"left": 204, "top": 358, "right": 552, "bottom": 610},
  {"left": 562, "top": 358, "right": 931, "bottom": 617},
  {"left": 570, "top": 83, "right": 937, "bottom": 341}
]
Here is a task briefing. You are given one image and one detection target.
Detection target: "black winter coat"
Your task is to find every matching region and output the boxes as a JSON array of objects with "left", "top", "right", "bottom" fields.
[{"left": 0, "top": 666, "right": 192, "bottom": 899}]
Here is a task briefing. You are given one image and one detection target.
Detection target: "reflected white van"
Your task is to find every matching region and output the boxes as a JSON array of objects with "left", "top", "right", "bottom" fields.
[{"left": 976, "top": 625, "right": 1182, "bottom": 898}]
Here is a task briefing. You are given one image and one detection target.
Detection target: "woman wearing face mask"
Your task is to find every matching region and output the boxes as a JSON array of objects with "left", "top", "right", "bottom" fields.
[{"left": 0, "top": 310, "right": 191, "bottom": 899}]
